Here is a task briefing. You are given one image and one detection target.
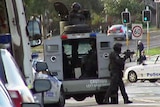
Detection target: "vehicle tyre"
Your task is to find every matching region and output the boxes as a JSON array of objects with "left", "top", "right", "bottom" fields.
[
  {"left": 128, "top": 70, "right": 137, "bottom": 83},
  {"left": 95, "top": 92, "right": 106, "bottom": 104},
  {"left": 55, "top": 88, "right": 65, "bottom": 107},
  {"left": 73, "top": 95, "right": 86, "bottom": 101},
  {"left": 149, "top": 79, "right": 157, "bottom": 83}
]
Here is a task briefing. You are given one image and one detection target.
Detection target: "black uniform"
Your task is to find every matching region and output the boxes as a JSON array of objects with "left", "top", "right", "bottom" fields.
[
  {"left": 123, "top": 49, "right": 135, "bottom": 62},
  {"left": 80, "top": 40, "right": 97, "bottom": 78},
  {"left": 137, "top": 41, "right": 144, "bottom": 57},
  {"left": 69, "top": 2, "right": 84, "bottom": 24},
  {"left": 104, "top": 43, "right": 132, "bottom": 104}
]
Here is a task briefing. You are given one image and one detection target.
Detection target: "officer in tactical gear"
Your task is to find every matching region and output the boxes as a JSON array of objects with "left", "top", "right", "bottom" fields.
[
  {"left": 104, "top": 43, "right": 132, "bottom": 104},
  {"left": 69, "top": 2, "right": 85, "bottom": 24},
  {"left": 80, "top": 39, "right": 98, "bottom": 78}
]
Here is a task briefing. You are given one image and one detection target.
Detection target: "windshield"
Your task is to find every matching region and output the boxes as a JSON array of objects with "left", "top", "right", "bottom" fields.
[{"left": 1, "top": 50, "right": 26, "bottom": 86}]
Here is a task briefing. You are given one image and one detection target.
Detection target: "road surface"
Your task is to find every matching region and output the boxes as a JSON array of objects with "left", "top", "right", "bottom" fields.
[{"left": 65, "top": 81, "right": 160, "bottom": 107}]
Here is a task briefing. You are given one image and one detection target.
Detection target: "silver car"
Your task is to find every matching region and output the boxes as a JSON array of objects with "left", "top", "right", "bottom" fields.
[{"left": 107, "top": 24, "right": 132, "bottom": 40}]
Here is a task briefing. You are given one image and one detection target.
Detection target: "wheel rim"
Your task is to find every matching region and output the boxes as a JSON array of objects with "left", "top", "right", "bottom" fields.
[{"left": 128, "top": 71, "right": 137, "bottom": 82}]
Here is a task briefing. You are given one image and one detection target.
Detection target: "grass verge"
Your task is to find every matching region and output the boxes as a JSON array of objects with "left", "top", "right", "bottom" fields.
[
  {"left": 31, "top": 45, "right": 43, "bottom": 53},
  {"left": 146, "top": 47, "right": 160, "bottom": 56}
]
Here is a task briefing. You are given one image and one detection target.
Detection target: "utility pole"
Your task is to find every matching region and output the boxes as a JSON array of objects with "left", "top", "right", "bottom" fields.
[
  {"left": 142, "top": 6, "right": 151, "bottom": 53},
  {"left": 121, "top": 8, "right": 131, "bottom": 49},
  {"left": 156, "top": 2, "right": 160, "bottom": 28}
]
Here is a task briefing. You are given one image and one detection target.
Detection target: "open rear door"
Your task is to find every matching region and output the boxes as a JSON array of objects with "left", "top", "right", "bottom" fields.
[
  {"left": 44, "top": 36, "right": 63, "bottom": 80},
  {"left": 96, "top": 34, "right": 114, "bottom": 78}
]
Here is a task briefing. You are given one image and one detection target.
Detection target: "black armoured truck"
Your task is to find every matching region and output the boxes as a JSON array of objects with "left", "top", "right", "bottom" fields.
[{"left": 43, "top": 2, "right": 116, "bottom": 104}]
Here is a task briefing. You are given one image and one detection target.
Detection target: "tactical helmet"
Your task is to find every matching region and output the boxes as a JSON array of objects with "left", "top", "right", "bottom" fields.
[
  {"left": 113, "top": 43, "right": 122, "bottom": 54},
  {"left": 71, "top": 2, "right": 81, "bottom": 11}
]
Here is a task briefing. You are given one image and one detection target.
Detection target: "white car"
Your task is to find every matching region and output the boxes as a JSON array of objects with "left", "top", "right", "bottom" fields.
[
  {"left": 33, "top": 61, "right": 65, "bottom": 107},
  {"left": 124, "top": 55, "right": 160, "bottom": 83}
]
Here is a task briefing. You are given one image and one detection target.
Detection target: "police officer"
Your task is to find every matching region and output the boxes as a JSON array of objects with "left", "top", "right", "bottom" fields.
[
  {"left": 137, "top": 40, "right": 144, "bottom": 58},
  {"left": 104, "top": 43, "right": 132, "bottom": 104},
  {"left": 80, "top": 40, "right": 97, "bottom": 78},
  {"left": 69, "top": 2, "right": 85, "bottom": 24}
]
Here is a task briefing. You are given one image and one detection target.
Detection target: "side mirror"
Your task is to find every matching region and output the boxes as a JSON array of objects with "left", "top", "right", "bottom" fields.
[
  {"left": 33, "top": 79, "right": 51, "bottom": 105},
  {"left": 26, "top": 18, "right": 42, "bottom": 47},
  {"left": 33, "top": 79, "right": 51, "bottom": 93},
  {"left": 21, "top": 103, "right": 42, "bottom": 107}
]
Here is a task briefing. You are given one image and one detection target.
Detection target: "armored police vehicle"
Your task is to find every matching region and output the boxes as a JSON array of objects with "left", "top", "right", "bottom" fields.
[{"left": 43, "top": 2, "right": 114, "bottom": 104}]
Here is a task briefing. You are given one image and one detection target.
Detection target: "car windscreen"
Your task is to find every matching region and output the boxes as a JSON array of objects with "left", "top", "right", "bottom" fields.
[{"left": 1, "top": 50, "right": 26, "bottom": 86}]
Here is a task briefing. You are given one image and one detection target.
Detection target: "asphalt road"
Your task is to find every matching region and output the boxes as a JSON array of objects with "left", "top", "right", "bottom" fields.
[{"left": 65, "top": 81, "right": 160, "bottom": 107}]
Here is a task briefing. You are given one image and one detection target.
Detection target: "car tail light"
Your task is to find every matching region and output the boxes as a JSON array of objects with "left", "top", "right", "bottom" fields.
[
  {"left": 9, "top": 90, "right": 23, "bottom": 107},
  {"left": 120, "top": 28, "right": 123, "bottom": 33},
  {"left": 61, "top": 34, "right": 68, "bottom": 40},
  {"left": 113, "top": 27, "right": 117, "bottom": 31},
  {"left": 107, "top": 30, "right": 111, "bottom": 33}
]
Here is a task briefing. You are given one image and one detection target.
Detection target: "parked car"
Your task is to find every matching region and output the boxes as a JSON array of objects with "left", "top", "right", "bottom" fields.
[
  {"left": 0, "top": 80, "right": 16, "bottom": 107},
  {"left": 33, "top": 61, "right": 65, "bottom": 107},
  {"left": 107, "top": 24, "right": 132, "bottom": 40},
  {"left": 0, "top": 77, "right": 51, "bottom": 107},
  {"left": 124, "top": 55, "right": 160, "bottom": 83},
  {"left": 0, "top": 49, "right": 38, "bottom": 107}
]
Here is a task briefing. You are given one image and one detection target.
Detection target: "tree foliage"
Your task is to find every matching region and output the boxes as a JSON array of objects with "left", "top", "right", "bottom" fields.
[
  {"left": 102, "top": 0, "right": 144, "bottom": 23},
  {"left": 24, "top": 0, "right": 145, "bottom": 30},
  {"left": 24, "top": 0, "right": 103, "bottom": 19}
]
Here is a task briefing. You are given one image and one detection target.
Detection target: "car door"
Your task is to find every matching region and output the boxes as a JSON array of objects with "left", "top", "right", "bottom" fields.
[
  {"left": 141, "top": 64, "right": 158, "bottom": 79},
  {"left": 146, "top": 64, "right": 160, "bottom": 79}
]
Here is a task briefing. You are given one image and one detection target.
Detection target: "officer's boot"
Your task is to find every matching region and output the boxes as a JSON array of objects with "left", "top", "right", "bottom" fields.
[{"left": 110, "top": 91, "right": 118, "bottom": 104}]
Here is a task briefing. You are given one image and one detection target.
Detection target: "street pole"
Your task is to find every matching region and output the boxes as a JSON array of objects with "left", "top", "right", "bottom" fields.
[
  {"left": 125, "top": 8, "right": 129, "bottom": 49},
  {"left": 147, "top": 21, "right": 150, "bottom": 54},
  {"left": 156, "top": 3, "right": 160, "bottom": 28},
  {"left": 146, "top": 6, "right": 150, "bottom": 54},
  {"left": 121, "top": 8, "right": 131, "bottom": 49},
  {"left": 126, "top": 24, "right": 129, "bottom": 49}
]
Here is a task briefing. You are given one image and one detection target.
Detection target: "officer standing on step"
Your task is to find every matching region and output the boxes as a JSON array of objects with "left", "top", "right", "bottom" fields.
[{"left": 104, "top": 43, "right": 132, "bottom": 104}]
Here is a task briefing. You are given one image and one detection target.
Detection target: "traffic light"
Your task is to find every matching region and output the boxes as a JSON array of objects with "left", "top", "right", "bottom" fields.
[
  {"left": 121, "top": 12, "right": 130, "bottom": 24},
  {"left": 142, "top": 10, "right": 151, "bottom": 22}
]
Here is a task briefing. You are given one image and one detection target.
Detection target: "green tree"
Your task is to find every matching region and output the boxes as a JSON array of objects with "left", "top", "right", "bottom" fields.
[
  {"left": 102, "top": 0, "right": 144, "bottom": 24},
  {"left": 24, "top": 0, "right": 104, "bottom": 31}
]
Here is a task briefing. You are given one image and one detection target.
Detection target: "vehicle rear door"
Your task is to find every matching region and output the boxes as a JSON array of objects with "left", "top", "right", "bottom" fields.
[
  {"left": 96, "top": 34, "right": 114, "bottom": 78},
  {"left": 44, "top": 37, "right": 63, "bottom": 80}
]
